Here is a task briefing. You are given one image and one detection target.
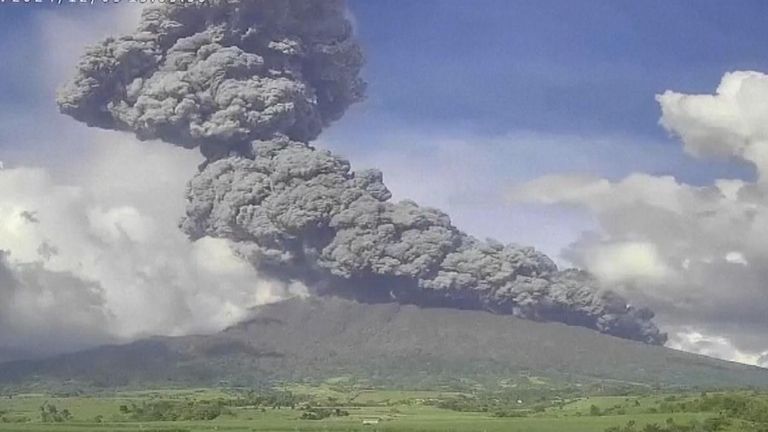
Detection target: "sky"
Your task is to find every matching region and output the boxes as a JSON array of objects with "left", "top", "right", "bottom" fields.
[{"left": 0, "top": 1, "right": 767, "bottom": 365}]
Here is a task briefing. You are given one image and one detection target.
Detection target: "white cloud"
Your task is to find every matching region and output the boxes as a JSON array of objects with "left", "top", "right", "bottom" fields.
[
  {"left": 658, "top": 71, "right": 768, "bottom": 179},
  {"left": 512, "top": 71, "right": 768, "bottom": 366},
  {"left": 668, "top": 327, "right": 767, "bottom": 366},
  {"left": 585, "top": 241, "right": 671, "bottom": 282},
  {"left": 0, "top": 137, "right": 300, "bottom": 358},
  {"left": 725, "top": 251, "right": 749, "bottom": 266},
  {"left": 0, "top": 255, "right": 111, "bottom": 357},
  {"left": 87, "top": 206, "right": 156, "bottom": 244}
]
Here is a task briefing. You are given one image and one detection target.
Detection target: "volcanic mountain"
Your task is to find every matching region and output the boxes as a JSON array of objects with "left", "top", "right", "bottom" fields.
[{"left": 1, "top": 297, "right": 766, "bottom": 391}]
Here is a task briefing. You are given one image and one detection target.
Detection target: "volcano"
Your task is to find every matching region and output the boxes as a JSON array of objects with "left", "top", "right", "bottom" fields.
[{"left": 1, "top": 297, "right": 766, "bottom": 391}]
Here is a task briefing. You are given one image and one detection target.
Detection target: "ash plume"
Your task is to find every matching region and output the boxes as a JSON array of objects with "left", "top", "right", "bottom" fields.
[
  {"left": 57, "top": 0, "right": 364, "bottom": 160},
  {"left": 57, "top": 0, "right": 666, "bottom": 344}
]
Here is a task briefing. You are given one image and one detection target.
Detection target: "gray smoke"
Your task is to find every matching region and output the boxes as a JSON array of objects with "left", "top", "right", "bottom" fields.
[
  {"left": 57, "top": 0, "right": 666, "bottom": 344},
  {"left": 57, "top": 0, "right": 364, "bottom": 160}
]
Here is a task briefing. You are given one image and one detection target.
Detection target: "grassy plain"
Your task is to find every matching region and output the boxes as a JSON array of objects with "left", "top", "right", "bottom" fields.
[{"left": 0, "top": 383, "right": 762, "bottom": 432}]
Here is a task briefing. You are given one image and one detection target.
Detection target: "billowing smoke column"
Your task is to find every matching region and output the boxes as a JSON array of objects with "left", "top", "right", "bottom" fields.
[{"left": 57, "top": 0, "right": 666, "bottom": 345}]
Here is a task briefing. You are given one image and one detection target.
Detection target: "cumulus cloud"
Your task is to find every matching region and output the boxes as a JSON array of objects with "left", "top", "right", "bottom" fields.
[
  {"left": 658, "top": 71, "right": 768, "bottom": 178},
  {"left": 0, "top": 251, "right": 111, "bottom": 358},
  {"left": 668, "top": 329, "right": 768, "bottom": 366},
  {"left": 512, "top": 71, "right": 768, "bottom": 364},
  {"left": 0, "top": 138, "right": 300, "bottom": 359}
]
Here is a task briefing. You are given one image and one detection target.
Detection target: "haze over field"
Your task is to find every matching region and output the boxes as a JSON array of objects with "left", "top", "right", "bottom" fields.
[{"left": 0, "top": 1, "right": 767, "bottom": 367}]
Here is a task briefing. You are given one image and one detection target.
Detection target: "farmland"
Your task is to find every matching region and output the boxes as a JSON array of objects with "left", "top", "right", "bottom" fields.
[{"left": 0, "top": 383, "right": 765, "bottom": 432}]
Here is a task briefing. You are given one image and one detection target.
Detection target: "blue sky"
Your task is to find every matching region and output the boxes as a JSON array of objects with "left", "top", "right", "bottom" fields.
[
  {"left": 0, "top": 1, "right": 766, "bottom": 255},
  {"left": 347, "top": 0, "right": 768, "bottom": 138},
  {"left": 338, "top": 1, "right": 768, "bottom": 181}
]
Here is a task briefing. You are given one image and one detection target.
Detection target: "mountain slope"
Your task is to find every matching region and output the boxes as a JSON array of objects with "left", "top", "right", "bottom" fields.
[{"left": 1, "top": 297, "right": 766, "bottom": 390}]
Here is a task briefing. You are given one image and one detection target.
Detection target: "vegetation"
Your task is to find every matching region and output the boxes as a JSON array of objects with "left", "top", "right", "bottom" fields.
[
  {"left": 39, "top": 403, "right": 72, "bottom": 423},
  {"left": 0, "top": 383, "right": 765, "bottom": 431},
  {"left": 604, "top": 417, "right": 730, "bottom": 432},
  {"left": 118, "top": 400, "right": 230, "bottom": 421},
  {"left": 4, "top": 299, "right": 768, "bottom": 393}
]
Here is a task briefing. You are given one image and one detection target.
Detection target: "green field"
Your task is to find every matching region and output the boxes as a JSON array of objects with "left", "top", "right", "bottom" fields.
[{"left": 0, "top": 384, "right": 765, "bottom": 432}]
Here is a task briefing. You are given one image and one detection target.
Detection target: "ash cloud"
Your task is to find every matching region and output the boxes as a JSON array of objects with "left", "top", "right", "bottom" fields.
[
  {"left": 57, "top": 0, "right": 665, "bottom": 344},
  {"left": 57, "top": 0, "right": 364, "bottom": 160}
]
